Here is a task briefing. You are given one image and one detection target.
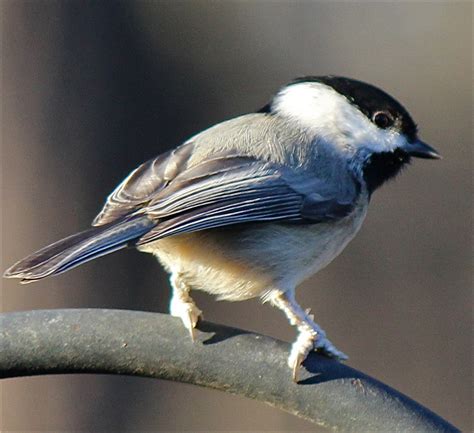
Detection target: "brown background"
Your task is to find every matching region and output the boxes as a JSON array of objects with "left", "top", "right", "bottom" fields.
[{"left": 1, "top": 1, "right": 471, "bottom": 431}]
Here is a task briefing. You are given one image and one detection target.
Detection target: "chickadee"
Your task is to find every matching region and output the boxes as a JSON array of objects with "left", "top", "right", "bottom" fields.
[{"left": 4, "top": 76, "right": 440, "bottom": 381}]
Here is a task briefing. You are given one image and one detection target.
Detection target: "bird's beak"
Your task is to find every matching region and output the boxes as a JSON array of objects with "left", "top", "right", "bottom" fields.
[{"left": 403, "top": 139, "right": 441, "bottom": 159}]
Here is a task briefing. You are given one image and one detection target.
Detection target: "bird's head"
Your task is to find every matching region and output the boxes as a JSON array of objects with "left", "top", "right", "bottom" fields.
[{"left": 268, "top": 76, "right": 440, "bottom": 192}]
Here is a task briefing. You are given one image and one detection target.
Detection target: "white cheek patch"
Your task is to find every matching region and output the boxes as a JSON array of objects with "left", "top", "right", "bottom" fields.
[
  {"left": 272, "top": 82, "right": 340, "bottom": 130},
  {"left": 272, "top": 82, "right": 405, "bottom": 154}
]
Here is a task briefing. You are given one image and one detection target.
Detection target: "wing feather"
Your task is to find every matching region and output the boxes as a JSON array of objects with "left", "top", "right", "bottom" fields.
[
  {"left": 133, "top": 155, "right": 357, "bottom": 244},
  {"left": 137, "top": 193, "right": 302, "bottom": 243},
  {"left": 92, "top": 142, "right": 195, "bottom": 226},
  {"left": 93, "top": 135, "right": 360, "bottom": 244}
]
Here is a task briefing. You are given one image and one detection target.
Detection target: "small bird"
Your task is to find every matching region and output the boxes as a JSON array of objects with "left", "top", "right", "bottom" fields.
[{"left": 4, "top": 76, "right": 440, "bottom": 381}]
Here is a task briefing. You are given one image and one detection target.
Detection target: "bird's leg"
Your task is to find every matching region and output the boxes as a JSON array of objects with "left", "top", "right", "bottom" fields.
[
  {"left": 169, "top": 273, "right": 202, "bottom": 341},
  {"left": 269, "top": 290, "right": 348, "bottom": 381}
]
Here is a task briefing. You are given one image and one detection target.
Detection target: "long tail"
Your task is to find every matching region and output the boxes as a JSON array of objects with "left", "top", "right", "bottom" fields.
[{"left": 3, "top": 216, "right": 155, "bottom": 283}]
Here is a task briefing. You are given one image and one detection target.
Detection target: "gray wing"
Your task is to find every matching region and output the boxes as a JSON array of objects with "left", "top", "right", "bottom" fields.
[
  {"left": 93, "top": 144, "right": 359, "bottom": 246},
  {"left": 93, "top": 143, "right": 195, "bottom": 226}
]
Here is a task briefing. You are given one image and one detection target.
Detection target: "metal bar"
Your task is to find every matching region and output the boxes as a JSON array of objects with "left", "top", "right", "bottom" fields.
[{"left": 0, "top": 309, "right": 459, "bottom": 432}]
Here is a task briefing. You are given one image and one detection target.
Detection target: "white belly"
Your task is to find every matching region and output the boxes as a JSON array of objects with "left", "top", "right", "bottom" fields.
[{"left": 138, "top": 196, "right": 368, "bottom": 301}]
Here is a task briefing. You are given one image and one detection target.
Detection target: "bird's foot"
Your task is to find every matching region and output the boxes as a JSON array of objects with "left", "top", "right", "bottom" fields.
[
  {"left": 288, "top": 326, "right": 316, "bottom": 382},
  {"left": 170, "top": 294, "right": 202, "bottom": 342},
  {"left": 289, "top": 321, "right": 348, "bottom": 382}
]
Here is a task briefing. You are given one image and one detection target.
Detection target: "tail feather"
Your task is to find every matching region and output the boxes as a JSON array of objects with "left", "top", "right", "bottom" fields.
[{"left": 4, "top": 216, "right": 155, "bottom": 283}]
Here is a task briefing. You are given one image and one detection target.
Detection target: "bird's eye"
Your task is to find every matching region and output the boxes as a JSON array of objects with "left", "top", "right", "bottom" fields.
[{"left": 373, "top": 111, "right": 394, "bottom": 129}]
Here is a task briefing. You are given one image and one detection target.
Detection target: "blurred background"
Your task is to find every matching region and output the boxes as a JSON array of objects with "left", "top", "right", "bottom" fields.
[{"left": 1, "top": 1, "right": 471, "bottom": 431}]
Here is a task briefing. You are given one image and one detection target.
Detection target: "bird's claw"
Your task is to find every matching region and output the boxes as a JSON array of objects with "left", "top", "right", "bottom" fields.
[
  {"left": 170, "top": 297, "right": 202, "bottom": 342},
  {"left": 182, "top": 303, "right": 202, "bottom": 342},
  {"left": 289, "top": 328, "right": 347, "bottom": 382},
  {"left": 289, "top": 350, "right": 308, "bottom": 382}
]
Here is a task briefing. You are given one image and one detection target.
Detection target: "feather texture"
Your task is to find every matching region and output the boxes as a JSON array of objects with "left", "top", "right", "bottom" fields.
[{"left": 92, "top": 151, "right": 359, "bottom": 245}]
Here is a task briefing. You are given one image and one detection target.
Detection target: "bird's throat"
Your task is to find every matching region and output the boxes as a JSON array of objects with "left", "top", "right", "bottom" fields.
[{"left": 362, "top": 149, "right": 411, "bottom": 194}]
